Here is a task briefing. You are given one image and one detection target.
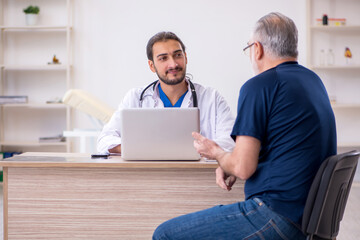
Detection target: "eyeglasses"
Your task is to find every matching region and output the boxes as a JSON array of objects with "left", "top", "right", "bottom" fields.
[{"left": 243, "top": 42, "right": 255, "bottom": 56}]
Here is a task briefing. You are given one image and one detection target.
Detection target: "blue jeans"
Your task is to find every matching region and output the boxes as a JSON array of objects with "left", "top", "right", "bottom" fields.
[{"left": 153, "top": 198, "right": 306, "bottom": 240}]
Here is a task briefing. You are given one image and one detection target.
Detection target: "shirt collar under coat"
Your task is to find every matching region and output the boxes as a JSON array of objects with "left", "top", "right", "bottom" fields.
[{"left": 150, "top": 79, "right": 194, "bottom": 108}]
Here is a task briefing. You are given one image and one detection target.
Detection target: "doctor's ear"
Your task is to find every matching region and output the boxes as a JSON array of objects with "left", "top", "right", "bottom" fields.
[{"left": 148, "top": 60, "right": 156, "bottom": 73}]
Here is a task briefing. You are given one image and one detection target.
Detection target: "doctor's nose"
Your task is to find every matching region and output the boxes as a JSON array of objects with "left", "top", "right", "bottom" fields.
[{"left": 167, "top": 57, "right": 178, "bottom": 68}]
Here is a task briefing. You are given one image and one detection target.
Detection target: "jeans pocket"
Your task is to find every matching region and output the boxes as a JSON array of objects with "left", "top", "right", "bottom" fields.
[{"left": 244, "top": 219, "right": 289, "bottom": 240}]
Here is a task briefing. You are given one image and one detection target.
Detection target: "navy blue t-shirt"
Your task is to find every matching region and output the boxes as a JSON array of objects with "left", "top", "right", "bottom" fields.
[{"left": 231, "top": 61, "right": 336, "bottom": 225}]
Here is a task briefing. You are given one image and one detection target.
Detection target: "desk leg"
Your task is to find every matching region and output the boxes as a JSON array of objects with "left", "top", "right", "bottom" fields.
[
  {"left": 79, "top": 136, "right": 86, "bottom": 153},
  {"left": 3, "top": 167, "right": 8, "bottom": 240}
]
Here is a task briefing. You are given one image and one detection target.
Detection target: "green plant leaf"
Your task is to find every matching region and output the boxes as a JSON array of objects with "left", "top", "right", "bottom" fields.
[{"left": 23, "top": 5, "right": 40, "bottom": 14}]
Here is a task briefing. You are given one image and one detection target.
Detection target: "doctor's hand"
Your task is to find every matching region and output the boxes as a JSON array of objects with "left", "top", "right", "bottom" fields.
[
  {"left": 192, "top": 132, "right": 225, "bottom": 160},
  {"left": 109, "top": 144, "right": 121, "bottom": 154},
  {"left": 216, "top": 166, "right": 237, "bottom": 191}
]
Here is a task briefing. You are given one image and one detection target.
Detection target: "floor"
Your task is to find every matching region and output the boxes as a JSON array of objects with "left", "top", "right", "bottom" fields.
[{"left": 0, "top": 182, "right": 359, "bottom": 240}]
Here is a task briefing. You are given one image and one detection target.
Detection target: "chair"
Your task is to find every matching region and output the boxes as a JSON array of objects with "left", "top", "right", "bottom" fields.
[
  {"left": 302, "top": 150, "right": 360, "bottom": 240},
  {"left": 62, "top": 89, "right": 115, "bottom": 128}
]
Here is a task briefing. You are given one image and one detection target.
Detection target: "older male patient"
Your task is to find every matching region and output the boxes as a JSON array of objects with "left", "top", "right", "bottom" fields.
[{"left": 153, "top": 13, "right": 336, "bottom": 240}]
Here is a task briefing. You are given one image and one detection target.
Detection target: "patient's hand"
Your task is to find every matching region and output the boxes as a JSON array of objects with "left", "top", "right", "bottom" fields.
[
  {"left": 109, "top": 144, "right": 121, "bottom": 153},
  {"left": 216, "top": 166, "right": 237, "bottom": 191},
  {"left": 192, "top": 132, "right": 224, "bottom": 160}
]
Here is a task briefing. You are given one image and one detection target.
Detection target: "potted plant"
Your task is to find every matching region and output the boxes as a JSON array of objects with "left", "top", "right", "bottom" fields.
[{"left": 23, "top": 5, "right": 40, "bottom": 26}]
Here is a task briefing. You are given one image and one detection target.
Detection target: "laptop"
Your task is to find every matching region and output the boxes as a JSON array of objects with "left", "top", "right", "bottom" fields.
[{"left": 120, "top": 108, "right": 200, "bottom": 160}]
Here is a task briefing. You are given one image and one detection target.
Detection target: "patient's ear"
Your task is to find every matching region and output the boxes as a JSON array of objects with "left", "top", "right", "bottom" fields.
[
  {"left": 148, "top": 60, "right": 156, "bottom": 73},
  {"left": 255, "top": 42, "right": 264, "bottom": 60}
]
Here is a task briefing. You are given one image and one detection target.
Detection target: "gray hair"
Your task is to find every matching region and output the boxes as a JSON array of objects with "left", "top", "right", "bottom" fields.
[{"left": 253, "top": 12, "right": 298, "bottom": 59}]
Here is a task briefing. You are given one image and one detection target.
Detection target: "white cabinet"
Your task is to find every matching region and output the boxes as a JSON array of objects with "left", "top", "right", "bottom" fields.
[
  {"left": 306, "top": 0, "right": 360, "bottom": 150},
  {"left": 0, "top": 0, "right": 73, "bottom": 152}
]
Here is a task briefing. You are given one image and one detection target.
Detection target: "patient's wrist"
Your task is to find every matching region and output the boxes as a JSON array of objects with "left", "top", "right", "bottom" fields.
[{"left": 213, "top": 145, "right": 226, "bottom": 161}]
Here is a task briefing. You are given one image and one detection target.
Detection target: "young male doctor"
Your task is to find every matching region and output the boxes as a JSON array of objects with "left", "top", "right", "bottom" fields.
[{"left": 97, "top": 31, "right": 235, "bottom": 154}]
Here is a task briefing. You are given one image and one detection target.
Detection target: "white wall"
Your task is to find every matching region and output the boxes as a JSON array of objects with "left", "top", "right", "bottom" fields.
[
  {"left": 1, "top": 0, "right": 308, "bottom": 152},
  {"left": 72, "top": 0, "right": 307, "bottom": 129}
]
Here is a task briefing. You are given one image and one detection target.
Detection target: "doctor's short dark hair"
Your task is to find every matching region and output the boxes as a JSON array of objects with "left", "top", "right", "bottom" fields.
[{"left": 146, "top": 31, "right": 186, "bottom": 61}]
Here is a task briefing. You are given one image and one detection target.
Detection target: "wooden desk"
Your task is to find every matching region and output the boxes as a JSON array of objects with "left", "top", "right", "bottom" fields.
[{"left": 1, "top": 152, "right": 244, "bottom": 240}]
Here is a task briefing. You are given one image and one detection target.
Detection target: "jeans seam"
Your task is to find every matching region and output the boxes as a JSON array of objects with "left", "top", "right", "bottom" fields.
[
  {"left": 244, "top": 203, "right": 263, "bottom": 217},
  {"left": 254, "top": 199, "right": 303, "bottom": 233},
  {"left": 269, "top": 219, "right": 289, "bottom": 240},
  {"left": 277, "top": 212, "right": 304, "bottom": 232},
  {"left": 243, "top": 221, "right": 271, "bottom": 240},
  {"left": 243, "top": 219, "right": 288, "bottom": 240}
]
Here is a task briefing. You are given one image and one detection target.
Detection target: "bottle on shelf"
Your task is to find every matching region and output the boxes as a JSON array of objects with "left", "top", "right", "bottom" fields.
[
  {"left": 327, "top": 49, "right": 335, "bottom": 66},
  {"left": 319, "top": 49, "right": 326, "bottom": 66},
  {"left": 322, "top": 14, "right": 328, "bottom": 25},
  {"left": 344, "top": 47, "right": 353, "bottom": 65}
]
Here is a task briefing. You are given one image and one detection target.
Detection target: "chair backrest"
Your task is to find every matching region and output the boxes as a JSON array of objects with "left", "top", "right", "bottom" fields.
[
  {"left": 62, "top": 89, "right": 115, "bottom": 126},
  {"left": 302, "top": 150, "right": 360, "bottom": 240}
]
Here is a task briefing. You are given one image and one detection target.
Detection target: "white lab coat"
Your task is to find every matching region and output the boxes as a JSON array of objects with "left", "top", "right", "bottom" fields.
[{"left": 97, "top": 80, "right": 235, "bottom": 154}]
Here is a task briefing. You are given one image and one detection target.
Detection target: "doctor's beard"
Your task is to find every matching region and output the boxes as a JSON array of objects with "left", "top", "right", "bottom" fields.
[{"left": 156, "top": 66, "right": 187, "bottom": 86}]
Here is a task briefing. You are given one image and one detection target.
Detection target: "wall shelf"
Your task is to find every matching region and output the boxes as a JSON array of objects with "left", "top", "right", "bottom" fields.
[
  {"left": 1, "top": 64, "right": 70, "bottom": 71},
  {"left": 1, "top": 103, "right": 66, "bottom": 109},
  {"left": 0, "top": 0, "right": 73, "bottom": 153},
  {"left": 0, "top": 25, "right": 71, "bottom": 31},
  {"left": 310, "top": 25, "right": 360, "bottom": 33},
  {"left": 331, "top": 103, "right": 360, "bottom": 109},
  {"left": 307, "top": 0, "right": 360, "bottom": 149},
  {"left": 337, "top": 142, "right": 360, "bottom": 148},
  {"left": 311, "top": 65, "right": 360, "bottom": 70},
  {"left": 0, "top": 141, "right": 67, "bottom": 147}
]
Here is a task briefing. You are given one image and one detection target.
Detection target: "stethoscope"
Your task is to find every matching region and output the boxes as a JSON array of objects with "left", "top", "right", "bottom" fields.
[{"left": 139, "top": 77, "right": 198, "bottom": 107}]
